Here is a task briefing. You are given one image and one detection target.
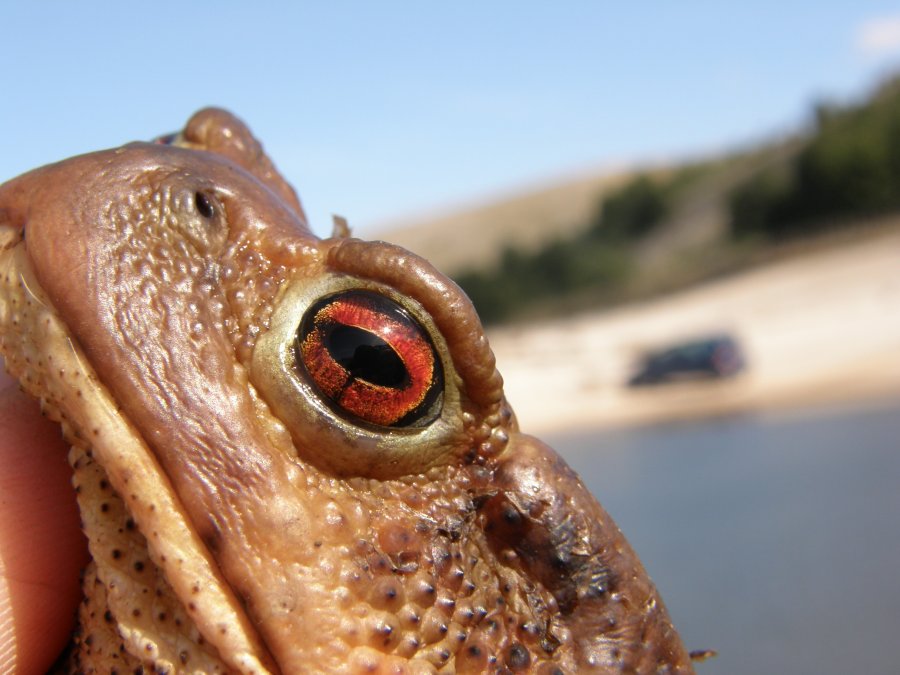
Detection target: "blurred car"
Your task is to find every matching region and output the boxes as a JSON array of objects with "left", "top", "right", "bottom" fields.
[{"left": 627, "top": 334, "right": 745, "bottom": 387}]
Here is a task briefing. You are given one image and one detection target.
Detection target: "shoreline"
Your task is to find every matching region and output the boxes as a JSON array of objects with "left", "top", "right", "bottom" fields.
[{"left": 489, "top": 229, "right": 900, "bottom": 436}]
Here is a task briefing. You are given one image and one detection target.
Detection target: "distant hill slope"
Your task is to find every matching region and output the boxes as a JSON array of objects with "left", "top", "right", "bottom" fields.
[
  {"left": 373, "top": 169, "right": 637, "bottom": 274},
  {"left": 374, "top": 140, "right": 799, "bottom": 284},
  {"left": 373, "top": 136, "right": 803, "bottom": 281}
]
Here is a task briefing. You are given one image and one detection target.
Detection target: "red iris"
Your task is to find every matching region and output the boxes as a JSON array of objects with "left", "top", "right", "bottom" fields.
[{"left": 296, "top": 291, "right": 443, "bottom": 427}]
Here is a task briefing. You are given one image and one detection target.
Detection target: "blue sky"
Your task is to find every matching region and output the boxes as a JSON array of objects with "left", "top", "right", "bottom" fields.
[{"left": 3, "top": 2, "right": 900, "bottom": 236}]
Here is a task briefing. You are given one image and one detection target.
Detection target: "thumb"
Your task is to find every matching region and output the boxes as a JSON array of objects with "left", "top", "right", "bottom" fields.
[{"left": 0, "top": 373, "right": 89, "bottom": 674}]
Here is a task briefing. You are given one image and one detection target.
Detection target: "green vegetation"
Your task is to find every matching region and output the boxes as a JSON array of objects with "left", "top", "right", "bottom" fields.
[
  {"left": 454, "top": 173, "right": 672, "bottom": 324},
  {"left": 587, "top": 174, "right": 668, "bottom": 241},
  {"left": 730, "top": 78, "right": 900, "bottom": 239}
]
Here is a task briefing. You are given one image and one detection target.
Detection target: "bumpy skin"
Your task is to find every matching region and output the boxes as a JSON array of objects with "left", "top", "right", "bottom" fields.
[{"left": 0, "top": 110, "right": 693, "bottom": 674}]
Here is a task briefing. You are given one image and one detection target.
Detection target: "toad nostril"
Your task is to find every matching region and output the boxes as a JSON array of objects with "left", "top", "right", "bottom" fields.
[{"left": 195, "top": 191, "right": 215, "bottom": 218}]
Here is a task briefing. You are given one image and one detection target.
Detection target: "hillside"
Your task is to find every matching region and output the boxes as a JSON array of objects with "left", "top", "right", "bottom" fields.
[
  {"left": 375, "top": 169, "right": 637, "bottom": 274},
  {"left": 375, "top": 141, "right": 799, "bottom": 280}
]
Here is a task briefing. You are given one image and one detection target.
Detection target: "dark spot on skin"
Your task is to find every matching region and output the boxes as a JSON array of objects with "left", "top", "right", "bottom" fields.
[
  {"left": 472, "top": 492, "right": 494, "bottom": 511},
  {"left": 201, "top": 529, "right": 221, "bottom": 554},
  {"left": 104, "top": 610, "right": 114, "bottom": 623},
  {"left": 503, "top": 506, "right": 522, "bottom": 527},
  {"left": 467, "top": 645, "right": 481, "bottom": 657},
  {"left": 689, "top": 649, "right": 719, "bottom": 662},
  {"left": 125, "top": 518, "right": 135, "bottom": 531},
  {"left": 132, "top": 609, "right": 141, "bottom": 618},
  {"left": 506, "top": 643, "right": 530, "bottom": 669},
  {"left": 179, "top": 651, "right": 189, "bottom": 665},
  {"left": 550, "top": 551, "right": 569, "bottom": 570},
  {"left": 111, "top": 549, "right": 121, "bottom": 559},
  {"left": 99, "top": 479, "right": 109, "bottom": 490},
  {"left": 540, "top": 631, "right": 561, "bottom": 654},
  {"left": 134, "top": 561, "right": 144, "bottom": 572},
  {"left": 437, "top": 525, "right": 462, "bottom": 543}
]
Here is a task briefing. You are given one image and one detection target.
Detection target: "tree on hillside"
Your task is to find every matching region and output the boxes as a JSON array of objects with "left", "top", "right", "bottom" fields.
[
  {"left": 730, "top": 75, "right": 900, "bottom": 238},
  {"left": 589, "top": 175, "right": 668, "bottom": 241}
]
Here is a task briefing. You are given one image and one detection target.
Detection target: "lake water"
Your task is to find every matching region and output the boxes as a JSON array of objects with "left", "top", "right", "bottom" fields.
[{"left": 546, "top": 398, "right": 900, "bottom": 675}]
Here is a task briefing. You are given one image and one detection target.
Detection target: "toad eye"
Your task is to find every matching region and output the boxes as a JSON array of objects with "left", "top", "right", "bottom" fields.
[{"left": 295, "top": 290, "right": 443, "bottom": 427}]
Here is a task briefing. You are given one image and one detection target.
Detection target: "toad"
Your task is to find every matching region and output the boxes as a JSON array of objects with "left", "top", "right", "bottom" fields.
[{"left": 0, "top": 109, "right": 693, "bottom": 673}]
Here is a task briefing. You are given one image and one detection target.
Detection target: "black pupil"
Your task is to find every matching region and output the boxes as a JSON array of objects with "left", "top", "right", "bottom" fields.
[{"left": 326, "top": 324, "right": 408, "bottom": 388}]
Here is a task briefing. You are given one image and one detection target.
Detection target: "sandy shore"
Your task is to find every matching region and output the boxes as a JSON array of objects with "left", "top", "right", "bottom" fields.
[{"left": 488, "top": 229, "right": 900, "bottom": 435}]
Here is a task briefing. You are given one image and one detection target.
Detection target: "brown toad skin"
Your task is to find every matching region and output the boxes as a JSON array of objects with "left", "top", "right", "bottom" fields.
[{"left": 0, "top": 110, "right": 694, "bottom": 673}]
